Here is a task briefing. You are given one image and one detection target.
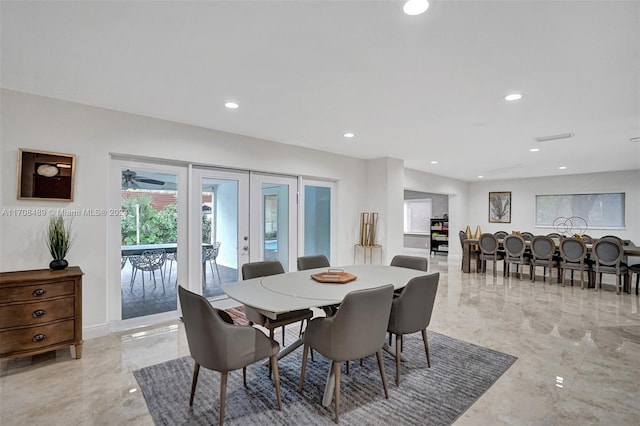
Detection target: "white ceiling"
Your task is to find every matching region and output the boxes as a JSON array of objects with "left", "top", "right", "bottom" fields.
[{"left": 2, "top": 0, "right": 639, "bottom": 182}]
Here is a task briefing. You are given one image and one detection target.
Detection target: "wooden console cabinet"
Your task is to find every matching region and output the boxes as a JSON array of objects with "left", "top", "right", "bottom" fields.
[{"left": 0, "top": 267, "right": 83, "bottom": 360}]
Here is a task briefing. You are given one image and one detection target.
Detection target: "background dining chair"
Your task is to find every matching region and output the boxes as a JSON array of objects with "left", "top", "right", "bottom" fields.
[
  {"left": 479, "top": 233, "right": 504, "bottom": 276},
  {"left": 202, "top": 242, "right": 222, "bottom": 286},
  {"left": 299, "top": 284, "right": 394, "bottom": 423},
  {"left": 242, "top": 261, "right": 313, "bottom": 347},
  {"left": 559, "top": 237, "right": 592, "bottom": 288},
  {"left": 129, "top": 249, "right": 167, "bottom": 297},
  {"left": 520, "top": 232, "right": 534, "bottom": 242},
  {"left": 629, "top": 263, "right": 640, "bottom": 295},
  {"left": 390, "top": 255, "right": 428, "bottom": 271},
  {"left": 297, "top": 255, "right": 336, "bottom": 317},
  {"left": 546, "top": 232, "right": 562, "bottom": 238},
  {"left": 458, "top": 231, "right": 480, "bottom": 271},
  {"left": 493, "top": 231, "right": 508, "bottom": 239},
  {"left": 591, "top": 238, "right": 629, "bottom": 294},
  {"left": 503, "top": 235, "right": 530, "bottom": 280},
  {"left": 387, "top": 273, "right": 439, "bottom": 386},
  {"left": 530, "top": 236, "right": 560, "bottom": 283},
  {"left": 178, "top": 286, "right": 282, "bottom": 426}
]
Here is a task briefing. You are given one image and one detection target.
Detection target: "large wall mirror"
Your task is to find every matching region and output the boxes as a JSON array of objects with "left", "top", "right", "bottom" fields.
[{"left": 17, "top": 149, "right": 76, "bottom": 201}]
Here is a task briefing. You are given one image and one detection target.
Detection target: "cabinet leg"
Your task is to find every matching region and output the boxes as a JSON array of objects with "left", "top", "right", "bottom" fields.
[{"left": 71, "top": 342, "right": 83, "bottom": 359}]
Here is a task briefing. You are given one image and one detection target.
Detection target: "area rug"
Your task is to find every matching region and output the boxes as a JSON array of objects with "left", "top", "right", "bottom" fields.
[{"left": 134, "top": 330, "right": 517, "bottom": 425}]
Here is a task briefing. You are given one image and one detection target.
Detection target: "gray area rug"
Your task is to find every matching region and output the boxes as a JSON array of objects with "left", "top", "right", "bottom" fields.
[{"left": 134, "top": 331, "right": 517, "bottom": 425}]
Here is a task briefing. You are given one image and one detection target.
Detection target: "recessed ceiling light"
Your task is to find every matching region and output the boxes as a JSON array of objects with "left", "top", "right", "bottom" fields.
[
  {"left": 403, "top": 0, "right": 429, "bottom": 16},
  {"left": 224, "top": 102, "right": 239, "bottom": 109},
  {"left": 504, "top": 93, "right": 523, "bottom": 101},
  {"left": 477, "top": 175, "right": 484, "bottom": 179},
  {"left": 559, "top": 166, "right": 567, "bottom": 170},
  {"left": 430, "top": 160, "right": 439, "bottom": 164},
  {"left": 343, "top": 132, "right": 355, "bottom": 138},
  {"left": 529, "top": 148, "right": 540, "bottom": 152}
]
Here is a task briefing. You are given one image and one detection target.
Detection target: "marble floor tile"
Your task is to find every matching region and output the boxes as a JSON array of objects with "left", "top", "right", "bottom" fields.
[{"left": 1, "top": 257, "right": 639, "bottom": 425}]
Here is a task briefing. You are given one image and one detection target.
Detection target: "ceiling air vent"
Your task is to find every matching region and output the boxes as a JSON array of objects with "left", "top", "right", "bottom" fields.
[{"left": 535, "top": 133, "right": 574, "bottom": 143}]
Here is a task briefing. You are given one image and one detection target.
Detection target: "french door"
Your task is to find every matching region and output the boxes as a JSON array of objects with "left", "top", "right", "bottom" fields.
[{"left": 190, "top": 168, "right": 249, "bottom": 298}]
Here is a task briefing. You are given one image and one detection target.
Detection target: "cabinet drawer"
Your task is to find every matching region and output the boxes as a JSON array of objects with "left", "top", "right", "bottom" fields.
[
  {"left": 0, "top": 320, "right": 75, "bottom": 356},
  {"left": 0, "top": 281, "right": 75, "bottom": 303},
  {"left": 0, "top": 297, "right": 75, "bottom": 329}
]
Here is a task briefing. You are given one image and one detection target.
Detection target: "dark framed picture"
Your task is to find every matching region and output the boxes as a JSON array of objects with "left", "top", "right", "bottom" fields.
[
  {"left": 489, "top": 191, "right": 511, "bottom": 223},
  {"left": 17, "top": 148, "right": 76, "bottom": 201}
]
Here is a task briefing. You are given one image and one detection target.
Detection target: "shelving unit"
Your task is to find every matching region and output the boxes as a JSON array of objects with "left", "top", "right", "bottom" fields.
[{"left": 430, "top": 218, "right": 449, "bottom": 256}]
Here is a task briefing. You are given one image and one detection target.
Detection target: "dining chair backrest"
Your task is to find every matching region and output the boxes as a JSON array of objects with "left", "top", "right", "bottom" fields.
[
  {"left": 521, "top": 232, "right": 534, "bottom": 242},
  {"left": 592, "top": 238, "right": 625, "bottom": 266},
  {"left": 531, "top": 236, "right": 556, "bottom": 260},
  {"left": 479, "top": 233, "right": 499, "bottom": 255},
  {"left": 504, "top": 235, "right": 526, "bottom": 257},
  {"left": 494, "top": 231, "right": 508, "bottom": 239},
  {"left": 559, "top": 237, "right": 588, "bottom": 263},
  {"left": 297, "top": 254, "right": 330, "bottom": 271},
  {"left": 134, "top": 249, "right": 166, "bottom": 270},
  {"left": 459, "top": 230, "right": 468, "bottom": 245},
  {"left": 242, "top": 260, "right": 285, "bottom": 280},
  {"left": 390, "top": 255, "right": 428, "bottom": 271},
  {"left": 178, "top": 285, "right": 273, "bottom": 372},
  {"left": 581, "top": 234, "right": 594, "bottom": 243},
  {"left": 202, "top": 242, "right": 221, "bottom": 261},
  {"left": 316, "top": 284, "right": 394, "bottom": 361},
  {"left": 546, "top": 232, "right": 562, "bottom": 238},
  {"left": 388, "top": 273, "right": 439, "bottom": 335},
  {"left": 600, "top": 235, "right": 623, "bottom": 244}
]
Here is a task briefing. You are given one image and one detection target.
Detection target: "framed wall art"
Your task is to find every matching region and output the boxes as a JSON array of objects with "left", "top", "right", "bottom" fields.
[
  {"left": 17, "top": 148, "right": 76, "bottom": 201},
  {"left": 489, "top": 191, "right": 511, "bottom": 223}
]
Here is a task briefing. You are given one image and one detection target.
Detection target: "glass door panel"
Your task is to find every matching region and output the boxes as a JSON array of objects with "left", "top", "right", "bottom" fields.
[
  {"left": 303, "top": 185, "right": 331, "bottom": 260},
  {"left": 119, "top": 167, "right": 179, "bottom": 320},
  {"left": 250, "top": 174, "right": 298, "bottom": 271},
  {"left": 192, "top": 168, "right": 249, "bottom": 298}
]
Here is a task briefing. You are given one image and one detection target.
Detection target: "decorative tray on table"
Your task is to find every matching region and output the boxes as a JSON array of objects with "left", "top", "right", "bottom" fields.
[{"left": 310, "top": 269, "right": 357, "bottom": 284}]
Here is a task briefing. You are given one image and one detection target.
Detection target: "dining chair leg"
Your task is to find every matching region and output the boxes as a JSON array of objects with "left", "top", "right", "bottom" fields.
[
  {"left": 282, "top": 326, "right": 286, "bottom": 346},
  {"left": 268, "top": 328, "right": 274, "bottom": 377},
  {"left": 189, "top": 362, "right": 200, "bottom": 406},
  {"left": 345, "top": 361, "right": 349, "bottom": 375},
  {"left": 376, "top": 350, "right": 389, "bottom": 399},
  {"left": 271, "top": 355, "right": 283, "bottom": 411},
  {"left": 298, "top": 344, "right": 309, "bottom": 392},
  {"left": 214, "top": 260, "right": 221, "bottom": 280},
  {"left": 242, "top": 366, "right": 247, "bottom": 387},
  {"left": 332, "top": 361, "right": 341, "bottom": 424},
  {"left": 421, "top": 328, "right": 431, "bottom": 368},
  {"left": 219, "top": 372, "right": 227, "bottom": 426},
  {"left": 395, "top": 334, "right": 401, "bottom": 386}
]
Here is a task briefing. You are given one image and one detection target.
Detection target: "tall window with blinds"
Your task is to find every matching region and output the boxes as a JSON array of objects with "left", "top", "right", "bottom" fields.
[{"left": 535, "top": 193, "right": 625, "bottom": 229}]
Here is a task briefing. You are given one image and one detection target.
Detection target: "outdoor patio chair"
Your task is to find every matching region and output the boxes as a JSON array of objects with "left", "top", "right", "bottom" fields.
[
  {"left": 129, "top": 249, "right": 167, "bottom": 297},
  {"left": 203, "top": 242, "right": 222, "bottom": 286}
]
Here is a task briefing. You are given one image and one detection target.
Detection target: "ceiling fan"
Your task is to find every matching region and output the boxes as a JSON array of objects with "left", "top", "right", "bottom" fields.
[{"left": 122, "top": 169, "right": 165, "bottom": 189}]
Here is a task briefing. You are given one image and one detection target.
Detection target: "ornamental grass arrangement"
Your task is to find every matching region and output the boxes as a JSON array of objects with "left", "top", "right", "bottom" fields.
[{"left": 46, "top": 214, "right": 73, "bottom": 270}]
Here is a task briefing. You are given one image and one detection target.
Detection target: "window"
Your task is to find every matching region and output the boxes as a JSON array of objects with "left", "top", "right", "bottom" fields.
[
  {"left": 404, "top": 199, "right": 432, "bottom": 234},
  {"left": 535, "top": 193, "right": 625, "bottom": 229}
]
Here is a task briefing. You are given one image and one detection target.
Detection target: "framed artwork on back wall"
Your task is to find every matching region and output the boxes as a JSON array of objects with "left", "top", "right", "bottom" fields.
[{"left": 489, "top": 191, "right": 511, "bottom": 223}]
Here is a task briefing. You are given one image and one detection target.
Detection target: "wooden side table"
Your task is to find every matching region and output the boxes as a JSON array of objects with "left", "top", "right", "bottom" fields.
[{"left": 0, "top": 267, "right": 83, "bottom": 360}]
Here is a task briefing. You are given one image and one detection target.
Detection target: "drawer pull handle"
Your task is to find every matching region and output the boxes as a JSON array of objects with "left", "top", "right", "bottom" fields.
[
  {"left": 33, "top": 288, "right": 46, "bottom": 297},
  {"left": 32, "top": 309, "right": 46, "bottom": 318},
  {"left": 32, "top": 334, "right": 46, "bottom": 342}
]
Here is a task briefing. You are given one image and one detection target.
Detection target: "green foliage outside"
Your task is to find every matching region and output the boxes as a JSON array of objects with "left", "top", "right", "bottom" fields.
[{"left": 121, "top": 197, "right": 177, "bottom": 245}]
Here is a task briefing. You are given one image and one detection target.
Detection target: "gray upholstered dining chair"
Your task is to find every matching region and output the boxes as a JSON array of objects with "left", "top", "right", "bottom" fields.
[
  {"left": 299, "top": 284, "right": 394, "bottom": 423},
  {"left": 242, "top": 261, "right": 313, "bottom": 346},
  {"left": 178, "top": 286, "right": 283, "bottom": 426},
  {"left": 390, "top": 255, "right": 428, "bottom": 271},
  {"left": 478, "top": 233, "right": 504, "bottom": 276},
  {"left": 503, "top": 234, "right": 530, "bottom": 280},
  {"left": 591, "top": 238, "right": 629, "bottom": 294},
  {"left": 530, "top": 235, "right": 560, "bottom": 283},
  {"left": 387, "top": 273, "right": 439, "bottom": 386},
  {"left": 559, "top": 237, "right": 592, "bottom": 288},
  {"left": 297, "top": 254, "right": 330, "bottom": 271},
  {"left": 297, "top": 254, "right": 337, "bottom": 317},
  {"left": 459, "top": 231, "right": 481, "bottom": 272}
]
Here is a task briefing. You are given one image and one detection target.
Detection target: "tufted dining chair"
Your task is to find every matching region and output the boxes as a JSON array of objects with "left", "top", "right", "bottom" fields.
[
  {"left": 387, "top": 273, "right": 439, "bottom": 386},
  {"left": 559, "top": 237, "right": 592, "bottom": 288},
  {"left": 479, "top": 233, "right": 504, "bottom": 276},
  {"left": 299, "top": 284, "right": 394, "bottom": 423},
  {"left": 503, "top": 235, "right": 530, "bottom": 280},
  {"left": 591, "top": 238, "right": 629, "bottom": 294},
  {"left": 530, "top": 236, "right": 560, "bottom": 283},
  {"left": 178, "top": 286, "right": 282, "bottom": 426}
]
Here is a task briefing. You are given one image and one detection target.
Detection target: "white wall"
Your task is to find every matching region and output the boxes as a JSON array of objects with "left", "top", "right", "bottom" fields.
[
  {"left": 466, "top": 171, "right": 640, "bottom": 243},
  {"left": 0, "top": 90, "right": 370, "bottom": 333}
]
